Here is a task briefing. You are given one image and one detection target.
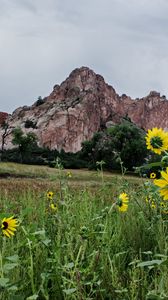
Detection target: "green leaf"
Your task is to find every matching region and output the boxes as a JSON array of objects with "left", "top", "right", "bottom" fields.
[
  {"left": 142, "top": 251, "right": 153, "bottom": 255},
  {"left": 137, "top": 260, "right": 164, "bottom": 267},
  {"left": 138, "top": 161, "right": 166, "bottom": 171},
  {"left": 4, "top": 263, "right": 18, "bottom": 273},
  {"left": 26, "top": 295, "right": 39, "bottom": 300},
  {"left": 42, "top": 238, "right": 51, "bottom": 246},
  {"left": 64, "top": 262, "right": 74, "bottom": 269},
  {"left": 129, "top": 259, "right": 141, "bottom": 266},
  {"left": 0, "top": 277, "right": 10, "bottom": 287},
  {"left": 6, "top": 254, "right": 19, "bottom": 263},
  {"left": 32, "top": 229, "right": 45, "bottom": 236},
  {"left": 114, "top": 251, "right": 127, "bottom": 257},
  {"left": 146, "top": 290, "right": 166, "bottom": 300},
  {"left": 63, "top": 288, "right": 77, "bottom": 295},
  {"left": 115, "top": 288, "right": 128, "bottom": 293},
  {"left": 154, "top": 254, "right": 167, "bottom": 259},
  {"left": 7, "top": 285, "right": 18, "bottom": 291}
]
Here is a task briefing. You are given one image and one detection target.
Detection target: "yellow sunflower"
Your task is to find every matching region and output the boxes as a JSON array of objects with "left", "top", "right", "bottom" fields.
[
  {"left": 154, "top": 167, "right": 168, "bottom": 200},
  {"left": 47, "top": 191, "right": 54, "bottom": 200},
  {"left": 145, "top": 127, "right": 168, "bottom": 155},
  {"left": 150, "top": 172, "right": 156, "bottom": 179},
  {"left": 66, "top": 171, "right": 72, "bottom": 178},
  {"left": 117, "top": 193, "right": 129, "bottom": 212},
  {"left": 50, "top": 203, "right": 58, "bottom": 212},
  {"left": 160, "top": 202, "right": 168, "bottom": 214},
  {"left": 1, "top": 216, "right": 19, "bottom": 238}
]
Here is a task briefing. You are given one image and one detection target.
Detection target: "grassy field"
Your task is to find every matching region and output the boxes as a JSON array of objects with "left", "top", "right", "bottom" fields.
[{"left": 0, "top": 162, "right": 168, "bottom": 300}]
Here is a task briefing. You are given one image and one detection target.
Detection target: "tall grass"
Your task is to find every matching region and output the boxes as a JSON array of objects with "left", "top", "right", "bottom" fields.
[{"left": 0, "top": 168, "right": 168, "bottom": 299}]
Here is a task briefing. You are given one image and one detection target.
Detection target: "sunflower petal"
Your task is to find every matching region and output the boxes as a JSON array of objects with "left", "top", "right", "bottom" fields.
[
  {"left": 160, "top": 171, "right": 168, "bottom": 183},
  {"left": 154, "top": 179, "right": 167, "bottom": 188}
]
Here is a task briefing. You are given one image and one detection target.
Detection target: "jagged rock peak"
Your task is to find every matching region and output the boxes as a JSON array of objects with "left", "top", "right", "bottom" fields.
[
  {"left": 58, "top": 66, "right": 116, "bottom": 94},
  {"left": 47, "top": 66, "right": 118, "bottom": 106},
  {"left": 1, "top": 66, "right": 168, "bottom": 153},
  {"left": 146, "top": 90, "right": 167, "bottom": 101}
]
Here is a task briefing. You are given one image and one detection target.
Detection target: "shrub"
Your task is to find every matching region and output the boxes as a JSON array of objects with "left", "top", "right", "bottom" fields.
[
  {"left": 35, "top": 96, "right": 45, "bottom": 107},
  {"left": 24, "top": 119, "right": 37, "bottom": 129}
]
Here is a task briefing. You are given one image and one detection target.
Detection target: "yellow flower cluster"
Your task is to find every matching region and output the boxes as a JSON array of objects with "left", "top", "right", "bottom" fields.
[
  {"left": 145, "top": 127, "right": 168, "bottom": 203},
  {"left": 46, "top": 191, "right": 58, "bottom": 212},
  {"left": 145, "top": 196, "right": 156, "bottom": 209}
]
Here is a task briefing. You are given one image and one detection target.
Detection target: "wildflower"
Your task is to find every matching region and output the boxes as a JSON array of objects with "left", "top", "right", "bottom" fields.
[
  {"left": 160, "top": 202, "right": 168, "bottom": 214},
  {"left": 145, "top": 127, "right": 168, "bottom": 155},
  {"left": 151, "top": 201, "right": 156, "bottom": 209},
  {"left": 150, "top": 172, "right": 156, "bottom": 179},
  {"left": 50, "top": 203, "right": 58, "bottom": 212},
  {"left": 66, "top": 171, "right": 72, "bottom": 178},
  {"left": 117, "top": 193, "right": 129, "bottom": 212},
  {"left": 1, "top": 216, "right": 19, "bottom": 238},
  {"left": 145, "top": 195, "right": 156, "bottom": 209},
  {"left": 47, "top": 191, "right": 54, "bottom": 200},
  {"left": 160, "top": 201, "right": 165, "bottom": 208},
  {"left": 154, "top": 167, "right": 168, "bottom": 200}
]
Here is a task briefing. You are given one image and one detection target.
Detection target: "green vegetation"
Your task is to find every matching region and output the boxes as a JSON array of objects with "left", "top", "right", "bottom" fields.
[
  {"left": 80, "top": 120, "right": 148, "bottom": 171},
  {"left": 24, "top": 120, "right": 37, "bottom": 129},
  {"left": 0, "top": 121, "right": 168, "bottom": 299},
  {"left": 0, "top": 162, "right": 168, "bottom": 299},
  {"left": 12, "top": 128, "right": 37, "bottom": 163},
  {"left": 1, "top": 120, "right": 149, "bottom": 173},
  {"left": 35, "top": 96, "right": 45, "bottom": 107}
]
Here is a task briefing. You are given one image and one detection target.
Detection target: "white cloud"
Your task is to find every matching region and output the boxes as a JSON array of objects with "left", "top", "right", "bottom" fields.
[{"left": 0, "top": 0, "right": 168, "bottom": 112}]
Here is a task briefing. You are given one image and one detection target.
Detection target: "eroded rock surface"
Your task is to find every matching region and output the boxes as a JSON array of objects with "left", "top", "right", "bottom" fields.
[{"left": 1, "top": 67, "right": 168, "bottom": 152}]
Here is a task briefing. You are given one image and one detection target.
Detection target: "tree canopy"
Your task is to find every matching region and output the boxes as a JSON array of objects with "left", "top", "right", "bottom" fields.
[{"left": 79, "top": 120, "right": 148, "bottom": 171}]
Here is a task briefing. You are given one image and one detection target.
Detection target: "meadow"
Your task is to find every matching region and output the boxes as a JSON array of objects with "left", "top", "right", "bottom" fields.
[{"left": 0, "top": 161, "right": 168, "bottom": 300}]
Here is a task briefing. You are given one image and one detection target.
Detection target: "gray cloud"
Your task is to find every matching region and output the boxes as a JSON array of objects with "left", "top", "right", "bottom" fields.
[{"left": 0, "top": 0, "right": 168, "bottom": 112}]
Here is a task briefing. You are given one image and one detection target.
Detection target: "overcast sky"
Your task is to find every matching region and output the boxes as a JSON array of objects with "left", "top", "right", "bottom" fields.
[{"left": 1, "top": 0, "right": 168, "bottom": 113}]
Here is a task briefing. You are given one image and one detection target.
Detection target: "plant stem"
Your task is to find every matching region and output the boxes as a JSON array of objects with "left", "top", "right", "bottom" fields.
[
  {"left": 0, "top": 250, "right": 4, "bottom": 277},
  {"left": 21, "top": 226, "right": 35, "bottom": 294}
]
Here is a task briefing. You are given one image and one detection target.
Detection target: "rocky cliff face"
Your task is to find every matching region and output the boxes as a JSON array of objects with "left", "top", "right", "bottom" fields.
[{"left": 1, "top": 67, "right": 168, "bottom": 152}]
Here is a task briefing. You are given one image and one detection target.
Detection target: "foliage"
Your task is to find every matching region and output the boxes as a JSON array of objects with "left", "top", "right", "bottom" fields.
[
  {"left": 2, "top": 140, "right": 87, "bottom": 168},
  {"left": 107, "top": 120, "right": 148, "bottom": 170},
  {"left": 79, "top": 120, "right": 148, "bottom": 171},
  {"left": 1, "top": 126, "right": 168, "bottom": 298},
  {"left": 0, "top": 166, "right": 168, "bottom": 299},
  {"left": 1, "top": 120, "right": 149, "bottom": 171},
  {"left": 24, "top": 119, "right": 37, "bottom": 129},
  {"left": 35, "top": 96, "right": 45, "bottom": 107},
  {"left": 12, "top": 128, "right": 38, "bottom": 162}
]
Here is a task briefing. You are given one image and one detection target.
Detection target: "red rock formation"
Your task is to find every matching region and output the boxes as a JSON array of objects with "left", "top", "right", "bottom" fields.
[
  {"left": 0, "top": 112, "right": 8, "bottom": 125},
  {"left": 1, "top": 67, "right": 168, "bottom": 152}
]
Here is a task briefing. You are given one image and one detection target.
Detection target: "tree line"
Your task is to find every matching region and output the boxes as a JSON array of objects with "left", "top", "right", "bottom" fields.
[{"left": 0, "top": 119, "right": 154, "bottom": 172}]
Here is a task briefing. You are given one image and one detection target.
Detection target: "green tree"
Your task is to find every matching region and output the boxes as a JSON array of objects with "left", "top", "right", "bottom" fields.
[
  {"left": 12, "top": 127, "right": 37, "bottom": 163},
  {"left": 79, "top": 120, "right": 148, "bottom": 171},
  {"left": 107, "top": 121, "right": 148, "bottom": 170}
]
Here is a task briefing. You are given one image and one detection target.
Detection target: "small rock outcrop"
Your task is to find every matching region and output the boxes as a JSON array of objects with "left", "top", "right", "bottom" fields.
[{"left": 1, "top": 67, "right": 168, "bottom": 152}]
